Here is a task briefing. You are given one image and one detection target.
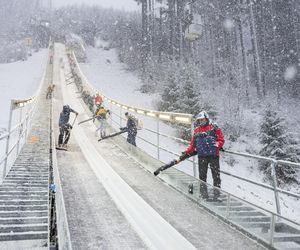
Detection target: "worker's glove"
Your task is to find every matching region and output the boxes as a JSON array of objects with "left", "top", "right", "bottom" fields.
[
  {"left": 179, "top": 152, "right": 188, "bottom": 161},
  {"left": 63, "top": 124, "right": 72, "bottom": 130},
  {"left": 120, "top": 127, "right": 127, "bottom": 132},
  {"left": 199, "top": 132, "right": 208, "bottom": 137}
]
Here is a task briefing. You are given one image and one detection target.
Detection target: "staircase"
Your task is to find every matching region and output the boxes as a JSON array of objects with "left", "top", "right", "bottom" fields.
[
  {"left": 0, "top": 53, "right": 52, "bottom": 249},
  {"left": 0, "top": 132, "right": 50, "bottom": 249},
  {"left": 209, "top": 195, "right": 300, "bottom": 249},
  {"left": 138, "top": 158, "right": 300, "bottom": 250},
  {"left": 0, "top": 159, "right": 49, "bottom": 246}
]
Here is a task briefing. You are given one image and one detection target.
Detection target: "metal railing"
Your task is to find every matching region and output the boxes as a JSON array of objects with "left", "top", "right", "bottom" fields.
[
  {"left": 68, "top": 51, "right": 193, "bottom": 125},
  {"left": 170, "top": 172, "right": 300, "bottom": 249},
  {"left": 0, "top": 98, "right": 37, "bottom": 182},
  {"left": 68, "top": 50, "right": 300, "bottom": 221},
  {"left": 0, "top": 54, "right": 48, "bottom": 183}
]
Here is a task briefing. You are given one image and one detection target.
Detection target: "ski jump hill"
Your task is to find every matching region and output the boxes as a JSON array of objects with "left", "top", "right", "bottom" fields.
[{"left": 0, "top": 43, "right": 299, "bottom": 250}]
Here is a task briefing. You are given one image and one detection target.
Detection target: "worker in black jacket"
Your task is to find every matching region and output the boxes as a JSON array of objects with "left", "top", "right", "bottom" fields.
[
  {"left": 120, "top": 112, "right": 138, "bottom": 146},
  {"left": 58, "top": 105, "right": 78, "bottom": 148}
]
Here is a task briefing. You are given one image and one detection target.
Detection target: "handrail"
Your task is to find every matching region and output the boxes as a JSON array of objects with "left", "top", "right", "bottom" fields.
[
  {"left": 223, "top": 148, "right": 299, "bottom": 169},
  {"left": 0, "top": 100, "right": 33, "bottom": 141},
  {"left": 0, "top": 132, "right": 9, "bottom": 140},
  {"left": 0, "top": 99, "right": 36, "bottom": 180},
  {"left": 277, "top": 159, "right": 300, "bottom": 168},
  {"left": 112, "top": 111, "right": 190, "bottom": 144},
  {"left": 0, "top": 108, "right": 31, "bottom": 140},
  {"left": 145, "top": 127, "right": 189, "bottom": 144}
]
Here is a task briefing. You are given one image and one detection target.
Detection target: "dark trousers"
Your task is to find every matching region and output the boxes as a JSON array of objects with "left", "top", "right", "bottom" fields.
[
  {"left": 198, "top": 157, "right": 221, "bottom": 198},
  {"left": 46, "top": 92, "right": 52, "bottom": 99},
  {"left": 58, "top": 127, "right": 71, "bottom": 145},
  {"left": 127, "top": 133, "right": 137, "bottom": 146}
]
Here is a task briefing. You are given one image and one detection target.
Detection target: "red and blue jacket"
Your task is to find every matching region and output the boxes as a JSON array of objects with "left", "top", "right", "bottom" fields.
[{"left": 185, "top": 123, "right": 225, "bottom": 157}]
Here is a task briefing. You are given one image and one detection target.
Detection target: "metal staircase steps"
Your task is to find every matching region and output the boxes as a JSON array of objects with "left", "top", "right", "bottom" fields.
[
  {"left": 158, "top": 168, "right": 300, "bottom": 249},
  {"left": 0, "top": 231, "right": 48, "bottom": 241}
]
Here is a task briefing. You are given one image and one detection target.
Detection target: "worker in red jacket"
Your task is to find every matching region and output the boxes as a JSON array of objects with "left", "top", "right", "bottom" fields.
[
  {"left": 182, "top": 111, "right": 225, "bottom": 201},
  {"left": 95, "top": 93, "right": 103, "bottom": 107}
]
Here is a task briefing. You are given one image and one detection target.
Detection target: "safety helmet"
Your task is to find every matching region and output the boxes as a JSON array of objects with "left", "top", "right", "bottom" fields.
[{"left": 195, "top": 111, "right": 209, "bottom": 120}]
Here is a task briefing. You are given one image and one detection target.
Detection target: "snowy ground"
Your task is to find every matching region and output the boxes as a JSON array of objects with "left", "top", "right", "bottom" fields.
[
  {"left": 79, "top": 42, "right": 300, "bottom": 223},
  {"left": 0, "top": 50, "right": 47, "bottom": 132}
]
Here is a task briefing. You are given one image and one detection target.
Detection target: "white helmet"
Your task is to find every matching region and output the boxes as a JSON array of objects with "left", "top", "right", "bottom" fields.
[{"left": 195, "top": 111, "right": 209, "bottom": 120}]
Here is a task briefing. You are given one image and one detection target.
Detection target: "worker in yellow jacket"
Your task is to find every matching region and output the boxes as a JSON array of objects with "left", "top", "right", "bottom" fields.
[{"left": 95, "top": 106, "right": 110, "bottom": 138}]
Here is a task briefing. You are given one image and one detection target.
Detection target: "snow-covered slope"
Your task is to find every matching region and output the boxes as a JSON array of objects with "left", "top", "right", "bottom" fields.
[{"left": 0, "top": 50, "right": 47, "bottom": 131}]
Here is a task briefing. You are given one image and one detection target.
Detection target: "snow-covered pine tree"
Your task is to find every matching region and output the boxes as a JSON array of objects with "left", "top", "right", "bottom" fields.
[
  {"left": 158, "top": 75, "right": 181, "bottom": 112},
  {"left": 179, "top": 75, "right": 201, "bottom": 115},
  {"left": 259, "top": 109, "right": 299, "bottom": 185},
  {"left": 286, "top": 137, "right": 300, "bottom": 163},
  {"left": 175, "top": 74, "right": 201, "bottom": 140}
]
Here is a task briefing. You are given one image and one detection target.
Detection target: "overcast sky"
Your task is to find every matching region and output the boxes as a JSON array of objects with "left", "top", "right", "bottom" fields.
[{"left": 52, "top": 0, "right": 140, "bottom": 11}]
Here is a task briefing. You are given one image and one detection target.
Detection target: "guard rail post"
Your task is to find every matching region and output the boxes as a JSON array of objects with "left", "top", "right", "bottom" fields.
[
  {"left": 157, "top": 117, "right": 160, "bottom": 160},
  {"left": 3, "top": 100, "right": 14, "bottom": 179},
  {"left": 271, "top": 160, "right": 281, "bottom": 215},
  {"left": 119, "top": 106, "right": 122, "bottom": 127},
  {"left": 25, "top": 112, "right": 30, "bottom": 139},
  {"left": 269, "top": 213, "right": 275, "bottom": 246},
  {"left": 16, "top": 106, "right": 23, "bottom": 155},
  {"left": 191, "top": 120, "right": 197, "bottom": 178},
  {"left": 110, "top": 102, "right": 112, "bottom": 126},
  {"left": 225, "top": 193, "right": 231, "bottom": 219}
]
